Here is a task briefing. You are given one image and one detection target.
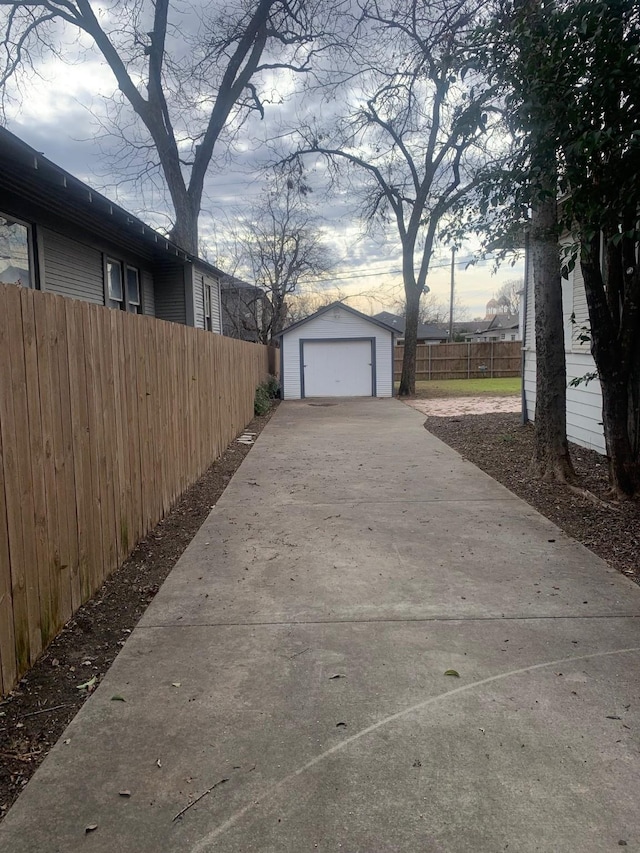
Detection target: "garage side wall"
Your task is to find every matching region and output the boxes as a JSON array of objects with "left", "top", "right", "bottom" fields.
[{"left": 281, "top": 309, "right": 393, "bottom": 399}]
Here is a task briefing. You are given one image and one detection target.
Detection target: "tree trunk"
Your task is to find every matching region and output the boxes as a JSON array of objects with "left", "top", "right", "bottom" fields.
[
  {"left": 168, "top": 193, "right": 200, "bottom": 256},
  {"left": 530, "top": 184, "right": 576, "bottom": 482},
  {"left": 398, "top": 283, "right": 420, "bottom": 396},
  {"left": 580, "top": 240, "right": 640, "bottom": 497},
  {"left": 270, "top": 292, "right": 287, "bottom": 341}
]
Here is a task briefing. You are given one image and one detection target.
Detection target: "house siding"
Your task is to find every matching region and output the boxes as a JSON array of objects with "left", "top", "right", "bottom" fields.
[
  {"left": 281, "top": 307, "right": 393, "bottom": 400},
  {"left": 192, "top": 268, "right": 205, "bottom": 329},
  {"left": 571, "top": 262, "right": 590, "bottom": 353},
  {"left": 40, "top": 227, "right": 104, "bottom": 304},
  {"left": 209, "top": 275, "right": 222, "bottom": 334},
  {"left": 141, "top": 269, "right": 155, "bottom": 317},
  {"left": 154, "top": 266, "right": 186, "bottom": 325},
  {"left": 190, "top": 266, "right": 222, "bottom": 332},
  {"left": 523, "top": 246, "right": 605, "bottom": 454}
]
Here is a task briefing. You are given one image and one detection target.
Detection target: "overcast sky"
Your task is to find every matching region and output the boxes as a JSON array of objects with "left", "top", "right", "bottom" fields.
[{"left": 2, "top": 3, "right": 524, "bottom": 320}]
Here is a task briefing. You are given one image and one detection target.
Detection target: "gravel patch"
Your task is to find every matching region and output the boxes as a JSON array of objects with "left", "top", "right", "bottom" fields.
[{"left": 406, "top": 395, "right": 522, "bottom": 416}]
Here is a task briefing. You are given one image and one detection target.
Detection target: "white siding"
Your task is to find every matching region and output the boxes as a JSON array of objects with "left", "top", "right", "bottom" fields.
[
  {"left": 523, "top": 242, "right": 605, "bottom": 454},
  {"left": 571, "top": 262, "right": 591, "bottom": 354},
  {"left": 566, "top": 351, "right": 605, "bottom": 452},
  {"left": 523, "top": 350, "right": 536, "bottom": 423},
  {"left": 524, "top": 255, "right": 535, "bottom": 350},
  {"left": 210, "top": 276, "right": 222, "bottom": 333},
  {"left": 281, "top": 306, "right": 393, "bottom": 399},
  {"left": 192, "top": 267, "right": 205, "bottom": 329}
]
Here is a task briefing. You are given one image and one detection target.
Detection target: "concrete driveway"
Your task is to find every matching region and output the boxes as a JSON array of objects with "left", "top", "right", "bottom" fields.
[{"left": 1, "top": 399, "right": 639, "bottom": 852}]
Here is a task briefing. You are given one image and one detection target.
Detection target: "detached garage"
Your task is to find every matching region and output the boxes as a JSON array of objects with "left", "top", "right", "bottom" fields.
[{"left": 279, "top": 302, "right": 394, "bottom": 400}]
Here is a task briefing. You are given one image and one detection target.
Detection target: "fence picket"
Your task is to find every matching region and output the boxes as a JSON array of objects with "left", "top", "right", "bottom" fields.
[
  {"left": 0, "top": 284, "right": 271, "bottom": 695},
  {"left": 393, "top": 341, "right": 521, "bottom": 381}
]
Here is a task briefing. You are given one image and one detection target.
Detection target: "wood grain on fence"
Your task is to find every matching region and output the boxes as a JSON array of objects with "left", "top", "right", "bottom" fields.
[
  {"left": 0, "top": 285, "right": 272, "bottom": 696},
  {"left": 393, "top": 341, "right": 522, "bottom": 381}
]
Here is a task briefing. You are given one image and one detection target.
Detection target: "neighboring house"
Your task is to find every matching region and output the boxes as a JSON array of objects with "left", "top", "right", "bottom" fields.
[
  {"left": 0, "top": 126, "right": 222, "bottom": 332},
  {"left": 220, "top": 275, "right": 269, "bottom": 342},
  {"left": 279, "top": 302, "right": 394, "bottom": 399},
  {"left": 453, "top": 298, "right": 521, "bottom": 343},
  {"left": 522, "top": 242, "right": 605, "bottom": 453},
  {"left": 373, "top": 311, "right": 448, "bottom": 344}
]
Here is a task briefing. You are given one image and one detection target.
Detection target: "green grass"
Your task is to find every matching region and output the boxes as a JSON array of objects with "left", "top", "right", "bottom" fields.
[{"left": 407, "top": 377, "right": 521, "bottom": 399}]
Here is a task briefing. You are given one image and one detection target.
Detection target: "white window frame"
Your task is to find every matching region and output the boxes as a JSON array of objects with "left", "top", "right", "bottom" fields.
[
  {"left": 105, "top": 256, "right": 143, "bottom": 313},
  {"left": 126, "top": 265, "right": 141, "bottom": 314},
  {"left": 0, "top": 212, "right": 37, "bottom": 289}
]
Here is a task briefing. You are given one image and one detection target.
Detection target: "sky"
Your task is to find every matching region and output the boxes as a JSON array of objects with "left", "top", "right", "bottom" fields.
[{"left": 2, "top": 2, "right": 524, "bottom": 321}]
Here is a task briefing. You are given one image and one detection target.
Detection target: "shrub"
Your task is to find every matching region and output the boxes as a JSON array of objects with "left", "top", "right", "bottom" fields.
[
  {"left": 265, "top": 374, "right": 280, "bottom": 399},
  {"left": 254, "top": 383, "right": 272, "bottom": 415}
]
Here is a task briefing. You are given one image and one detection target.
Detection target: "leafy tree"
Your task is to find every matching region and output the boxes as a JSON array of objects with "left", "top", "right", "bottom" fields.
[
  {"left": 459, "top": 0, "right": 575, "bottom": 483},
  {"left": 0, "top": 0, "right": 338, "bottom": 254},
  {"left": 479, "top": 0, "right": 640, "bottom": 495},
  {"left": 556, "top": 1, "right": 640, "bottom": 497},
  {"left": 284, "top": 0, "right": 498, "bottom": 395}
]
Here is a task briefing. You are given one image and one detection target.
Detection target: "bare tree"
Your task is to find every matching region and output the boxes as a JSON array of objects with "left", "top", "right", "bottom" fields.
[
  {"left": 0, "top": 0, "right": 339, "bottom": 254},
  {"left": 222, "top": 173, "right": 335, "bottom": 341},
  {"left": 493, "top": 278, "right": 523, "bottom": 316},
  {"left": 284, "top": 0, "right": 499, "bottom": 394},
  {"left": 285, "top": 288, "right": 349, "bottom": 324},
  {"left": 389, "top": 291, "right": 469, "bottom": 327}
]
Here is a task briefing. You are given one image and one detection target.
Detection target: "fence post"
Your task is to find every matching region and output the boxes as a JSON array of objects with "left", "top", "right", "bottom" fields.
[
  {"left": 428, "top": 345, "right": 431, "bottom": 380},
  {"left": 490, "top": 341, "right": 494, "bottom": 378},
  {"left": 467, "top": 342, "right": 470, "bottom": 379}
]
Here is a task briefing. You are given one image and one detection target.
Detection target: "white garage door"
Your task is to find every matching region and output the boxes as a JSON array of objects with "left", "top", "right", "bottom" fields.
[{"left": 302, "top": 339, "right": 373, "bottom": 397}]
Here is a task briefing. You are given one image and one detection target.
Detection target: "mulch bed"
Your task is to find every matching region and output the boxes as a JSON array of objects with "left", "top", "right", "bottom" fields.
[
  {"left": 425, "top": 412, "right": 640, "bottom": 583},
  {"left": 0, "top": 403, "right": 278, "bottom": 819}
]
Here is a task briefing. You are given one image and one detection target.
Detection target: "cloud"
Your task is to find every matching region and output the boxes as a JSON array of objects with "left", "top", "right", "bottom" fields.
[{"left": 2, "top": 0, "right": 524, "bottom": 320}]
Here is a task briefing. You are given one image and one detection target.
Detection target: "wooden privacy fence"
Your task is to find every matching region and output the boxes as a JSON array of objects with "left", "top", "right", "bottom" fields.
[
  {"left": 0, "top": 284, "right": 272, "bottom": 696},
  {"left": 394, "top": 341, "right": 522, "bottom": 381}
]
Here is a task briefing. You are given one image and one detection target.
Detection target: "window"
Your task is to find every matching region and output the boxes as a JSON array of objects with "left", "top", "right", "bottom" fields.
[
  {"left": 510, "top": 334, "right": 516, "bottom": 341},
  {"left": 126, "top": 266, "right": 141, "bottom": 314},
  {"left": 0, "top": 213, "right": 34, "bottom": 288},
  {"left": 105, "top": 258, "right": 142, "bottom": 313},
  {"left": 106, "top": 259, "right": 124, "bottom": 308}
]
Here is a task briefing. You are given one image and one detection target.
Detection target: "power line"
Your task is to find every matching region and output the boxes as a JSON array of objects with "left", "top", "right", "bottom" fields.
[{"left": 305, "top": 257, "right": 462, "bottom": 284}]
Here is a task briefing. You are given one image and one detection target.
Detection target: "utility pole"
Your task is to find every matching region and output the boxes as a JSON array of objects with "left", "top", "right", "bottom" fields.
[{"left": 448, "top": 247, "right": 456, "bottom": 341}]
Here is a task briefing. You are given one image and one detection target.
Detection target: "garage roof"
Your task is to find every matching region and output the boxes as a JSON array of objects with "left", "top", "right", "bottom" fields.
[{"left": 279, "top": 301, "right": 394, "bottom": 336}]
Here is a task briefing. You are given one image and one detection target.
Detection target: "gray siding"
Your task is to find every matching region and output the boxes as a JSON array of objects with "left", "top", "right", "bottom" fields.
[
  {"left": 154, "top": 266, "right": 186, "bottom": 325},
  {"left": 141, "top": 270, "right": 155, "bottom": 317},
  {"left": 40, "top": 227, "right": 104, "bottom": 304},
  {"left": 191, "top": 265, "right": 222, "bottom": 332}
]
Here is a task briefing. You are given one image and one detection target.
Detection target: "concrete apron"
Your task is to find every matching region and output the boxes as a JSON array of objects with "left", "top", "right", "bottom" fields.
[{"left": 2, "top": 398, "right": 639, "bottom": 853}]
